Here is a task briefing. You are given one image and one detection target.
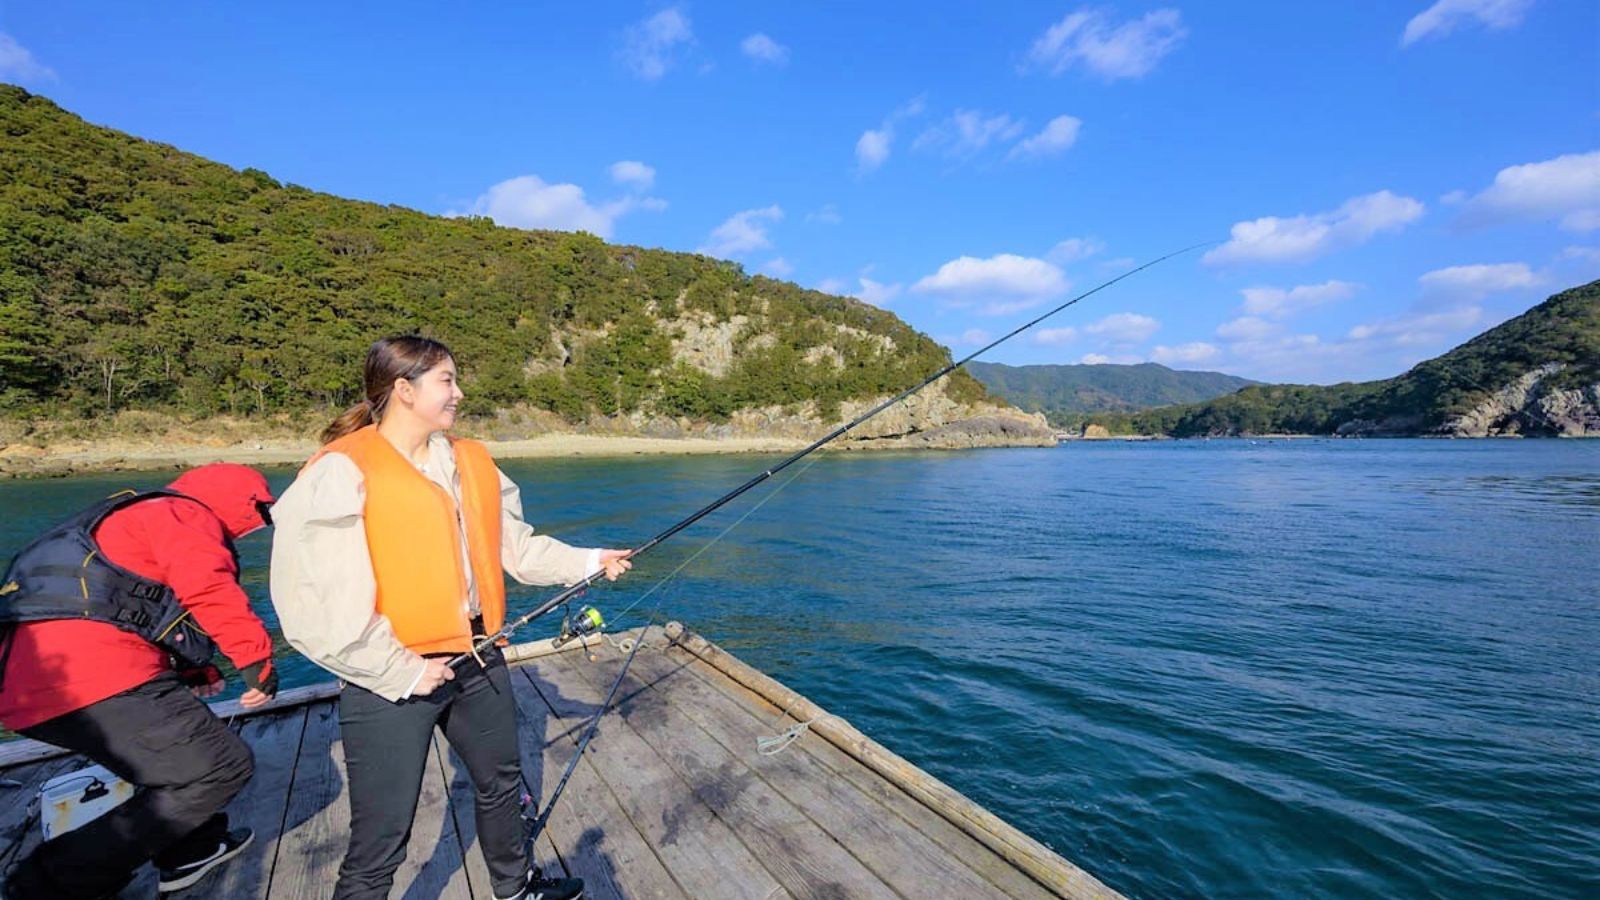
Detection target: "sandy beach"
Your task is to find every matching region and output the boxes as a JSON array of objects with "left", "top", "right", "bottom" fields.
[{"left": 0, "top": 433, "right": 816, "bottom": 479}]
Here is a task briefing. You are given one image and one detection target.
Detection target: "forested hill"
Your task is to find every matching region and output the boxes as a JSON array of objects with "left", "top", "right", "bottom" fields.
[
  {"left": 966, "top": 361, "right": 1256, "bottom": 427},
  {"left": 0, "top": 86, "right": 997, "bottom": 431},
  {"left": 1088, "top": 281, "right": 1600, "bottom": 437}
]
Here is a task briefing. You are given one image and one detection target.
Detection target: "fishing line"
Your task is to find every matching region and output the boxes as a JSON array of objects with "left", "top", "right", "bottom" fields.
[
  {"left": 603, "top": 453, "right": 824, "bottom": 627},
  {"left": 499, "top": 241, "right": 1215, "bottom": 852},
  {"left": 448, "top": 239, "right": 1216, "bottom": 671},
  {"left": 522, "top": 455, "right": 822, "bottom": 845}
]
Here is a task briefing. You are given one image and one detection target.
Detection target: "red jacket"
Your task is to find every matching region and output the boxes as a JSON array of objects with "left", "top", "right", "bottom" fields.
[{"left": 0, "top": 464, "right": 275, "bottom": 731}]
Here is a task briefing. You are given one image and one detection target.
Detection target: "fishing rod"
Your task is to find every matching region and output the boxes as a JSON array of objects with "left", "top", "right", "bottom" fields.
[{"left": 447, "top": 239, "right": 1216, "bottom": 671}]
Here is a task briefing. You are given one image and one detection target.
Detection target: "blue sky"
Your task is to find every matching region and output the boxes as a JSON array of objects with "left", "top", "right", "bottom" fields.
[{"left": 2, "top": 1, "right": 1596, "bottom": 384}]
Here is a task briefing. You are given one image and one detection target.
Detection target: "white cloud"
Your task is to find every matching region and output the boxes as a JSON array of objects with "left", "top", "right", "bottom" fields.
[
  {"left": 0, "top": 33, "right": 55, "bottom": 84},
  {"left": 1216, "top": 333, "right": 1332, "bottom": 381},
  {"left": 451, "top": 175, "right": 663, "bottom": 238},
  {"left": 619, "top": 7, "right": 693, "bottom": 80},
  {"left": 698, "top": 205, "right": 784, "bottom": 257},
  {"left": 1216, "top": 316, "right": 1281, "bottom": 341},
  {"left": 1240, "top": 280, "right": 1360, "bottom": 318},
  {"left": 1047, "top": 237, "right": 1106, "bottom": 264},
  {"left": 911, "top": 254, "right": 1069, "bottom": 313},
  {"left": 762, "top": 257, "right": 794, "bottom": 277},
  {"left": 1566, "top": 210, "right": 1600, "bottom": 231},
  {"left": 1559, "top": 246, "right": 1600, "bottom": 263},
  {"left": 1008, "top": 115, "right": 1083, "bottom": 161},
  {"left": 806, "top": 204, "right": 842, "bottom": 225},
  {"left": 740, "top": 33, "right": 789, "bottom": 66},
  {"left": 609, "top": 160, "right": 656, "bottom": 192},
  {"left": 1460, "top": 151, "right": 1600, "bottom": 232},
  {"left": 854, "top": 97, "right": 926, "bottom": 174},
  {"left": 856, "top": 128, "right": 892, "bottom": 172},
  {"left": 1151, "top": 342, "right": 1220, "bottom": 365},
  {"left": 1035, "top": 327, "right": 1079, "bottom": 346},
  {"left": 941, "top": 329, "right": 993, "bottom": 348},
  {"left": 856, "top": 277, "right": 902, "bottom": 306},
  {"left": 913, "top": 109, "right": 1025, "bottom": 159},
  {"left": 1204, "top": 190, "right": 1425, "bottom": 266},
  {"left": 1346, "top": 306, "right": 1484, "bottom": 346},
  {"left": 816, "top": 278, "right": 848, "bottom": 295},
  {"left": 1080, "top": 353, "right": 1141, "bottom": 365},
  {"left": 1402, "top": 0, "right": 1534, "bottom": 46},
  {"left": 1418, "top": 263, "right": 1542, "bottom": 299},
  {"left": 1084, "top": 312, "right": 1160, "bottom": 345},
  {"left": 1025, "top": 8, "right": 1186, "bottom": 80}
]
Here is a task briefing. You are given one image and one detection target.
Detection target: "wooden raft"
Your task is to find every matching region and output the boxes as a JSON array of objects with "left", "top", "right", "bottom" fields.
[{"left": 0, "top": 625, "right": 1120, "bottom": 899}]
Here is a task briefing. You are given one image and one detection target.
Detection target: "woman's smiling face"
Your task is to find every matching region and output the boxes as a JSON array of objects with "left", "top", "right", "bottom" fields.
[{"left": 405, "top": 357, "right": 464, "bottom": 431}]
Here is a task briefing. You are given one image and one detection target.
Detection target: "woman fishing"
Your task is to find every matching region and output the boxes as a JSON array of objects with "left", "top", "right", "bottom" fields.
[{"left": 269, "top": 335, "right": 628, "bottom": 900}]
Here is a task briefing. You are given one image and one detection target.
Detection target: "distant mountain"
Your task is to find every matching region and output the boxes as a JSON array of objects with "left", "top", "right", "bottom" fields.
[
  {"left": 966, "top": 361, "right": 1259, "bottom": 427},
  {"left": 1088, "top": 281, "right": 1600, "bottom": 437}
]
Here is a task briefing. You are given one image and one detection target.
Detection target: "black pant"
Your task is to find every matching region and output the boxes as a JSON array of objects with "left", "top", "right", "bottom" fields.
[
  {"left": 11, "top": 672, "right": 254, "bottom": 899},
  {"left": 334, "top": 645, "right": 527, "bottom": 900}
]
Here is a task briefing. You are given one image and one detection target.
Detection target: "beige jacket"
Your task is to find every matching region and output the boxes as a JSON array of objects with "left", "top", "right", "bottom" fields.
[{"left": 269, "top": 433, "right": 596, "bottom": 700}]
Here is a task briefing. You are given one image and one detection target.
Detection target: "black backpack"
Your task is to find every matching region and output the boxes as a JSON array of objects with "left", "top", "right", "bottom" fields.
[{"left": 0, "top": 490, "right": 224, "bottom": 687}]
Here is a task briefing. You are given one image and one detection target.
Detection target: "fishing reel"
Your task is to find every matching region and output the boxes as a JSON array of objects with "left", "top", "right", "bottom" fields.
[{"left": 552, "top": 603, "right": 605, "bottom": 648}]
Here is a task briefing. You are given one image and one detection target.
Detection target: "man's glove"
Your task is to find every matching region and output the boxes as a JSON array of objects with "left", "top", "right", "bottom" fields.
[
  {"left": 239, "top": 658, "right": 279, "bottom": 700},
  {"left": 176, "top": 664, "right": 223, "bottom": 691}
]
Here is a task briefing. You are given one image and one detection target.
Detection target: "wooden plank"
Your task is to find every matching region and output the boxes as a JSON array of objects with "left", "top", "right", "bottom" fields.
[
  {"left": 524, "top": 654, "right": 788, "bottom": 900},
  {"left": 434, "top": 731, "right": 569, "bottom": 900},
  {"left": 0, "top": 754, "right": 84, "bottom": 878},
  {"left": 388, "top": 732, "right": 474, "bottom": 900},
  {"left": 660, "top": 645, "right": 1059, "bottom": 900},
  {"left": 200, "top": 706, "right": 311, "bottom": 899},
  {"left": 672, "top": 629, "right": 1121, "bottom": 900},
  {"left": 266, "top": 700, "right": 347, "bottom": 898},
  {"left": 434, "top": 733, "right": 498, "bottom": 900},
  {"left": 561, "top": 646, "right": 903, "bottom": 900},
  {"left": 0, "top": 634, "right": 592, "bottom": 771},
  {"left": 626, "top": 646, "right": 1040, "bottom": 900},
  {"left": 0, "top": 686, "right": 339, "bottom": 770},
  {"left": 509, "top": 664, "right": 688, "bottom": 900}
]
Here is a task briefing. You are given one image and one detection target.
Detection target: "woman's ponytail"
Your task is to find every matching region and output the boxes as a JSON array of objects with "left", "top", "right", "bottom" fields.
[{"left": 320, "top": 399, "right": 375, "bottom": 445}]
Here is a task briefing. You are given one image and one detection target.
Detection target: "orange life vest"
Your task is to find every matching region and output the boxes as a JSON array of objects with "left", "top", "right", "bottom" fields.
[{"left": 312, "top": 425, "right": 505, "bottom": 654}]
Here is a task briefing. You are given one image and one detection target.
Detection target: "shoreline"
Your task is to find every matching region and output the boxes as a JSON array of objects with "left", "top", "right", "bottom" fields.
[{"left": 0, "top": 433, "right": 820, "bottom": 479}]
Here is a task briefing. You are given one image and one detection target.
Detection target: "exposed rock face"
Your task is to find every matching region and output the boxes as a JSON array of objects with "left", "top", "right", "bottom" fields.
[
  {"left": 494, "top": 377, "right": 1054, "bottom": 449},
  {"left": 828, "top": 380, "right": 1054, "bottom": 448},
  {"left": 1534, "top": 384, "right": 1600, "bottom": 435},
  {"left": 1441, "top": 364, "right": 1600, "bottom": 436},
  {"left": 668, "top": 313, "right": 751, "bottom": 377},
  {"left": 645, "top": 309, "right": 1049, "bottom": 447}
]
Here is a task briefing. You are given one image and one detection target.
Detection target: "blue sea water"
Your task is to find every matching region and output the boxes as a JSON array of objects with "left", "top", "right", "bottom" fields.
[{"left": 2, "top": 440, "right": 1596, "bottom": 898}]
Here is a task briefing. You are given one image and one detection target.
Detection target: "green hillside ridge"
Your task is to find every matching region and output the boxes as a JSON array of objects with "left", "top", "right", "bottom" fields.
[
  {"left": 966, "top": 361, "right": 1258, "bottom": 428},
  {"left": 1087, "top": 281, "right": 1600, "bottom": 437},
  {"left": 0, "top": 85, "right": 996, "bottom": 433}
]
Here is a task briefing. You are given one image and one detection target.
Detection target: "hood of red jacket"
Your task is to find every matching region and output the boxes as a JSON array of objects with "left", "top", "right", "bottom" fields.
[{"left": 166, "top": 463, "right": 275, "bottom": 540}]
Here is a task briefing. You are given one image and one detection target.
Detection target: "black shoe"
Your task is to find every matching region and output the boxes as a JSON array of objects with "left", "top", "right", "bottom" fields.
[
  {"left": 495, "top": 866, "right": 584, "bottom": 900},
  {"left": 156, "top": 828, "right": 254, "bottom": 893}
]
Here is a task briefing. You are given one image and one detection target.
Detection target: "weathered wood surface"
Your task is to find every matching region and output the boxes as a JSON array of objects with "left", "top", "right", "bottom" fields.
[
  {"left": 626, "top": 644, "right": 1054, "bottom": 899},
  {"left": 526, "top": 650, "right": 788, "bottom": 900},
  {"left": 671, "top": 630, "right": 1121, "bottom": 900},
  {"left": 0, "top": 634, "right": 604, "bottom": 770},
  {"left": 0, "top": 625, "right": 1116, "bottom": 899},
  {"left": 509, "top": 666, "right": 688, "bottom": 900}
]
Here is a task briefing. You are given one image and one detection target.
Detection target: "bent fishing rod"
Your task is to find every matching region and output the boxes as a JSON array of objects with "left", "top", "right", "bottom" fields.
[{"left": 447, "top": 240, "right": 1215, "bottom": 672}]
